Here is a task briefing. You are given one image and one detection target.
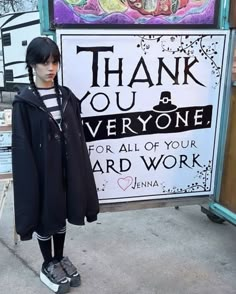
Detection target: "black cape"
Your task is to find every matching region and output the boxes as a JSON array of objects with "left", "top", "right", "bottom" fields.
[{"left": 12, "top": 86, "right": 99, "bottom": 240}]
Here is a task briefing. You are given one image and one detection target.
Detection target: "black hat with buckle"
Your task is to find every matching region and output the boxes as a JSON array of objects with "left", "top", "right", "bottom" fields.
[{"left": 153, "top": 91, "right": 177, "bottom": 113}]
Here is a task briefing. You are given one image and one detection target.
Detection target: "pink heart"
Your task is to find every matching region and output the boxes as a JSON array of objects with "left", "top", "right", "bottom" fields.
[{"left": 117, "top": 177, "right": 133, "bottom": 191}]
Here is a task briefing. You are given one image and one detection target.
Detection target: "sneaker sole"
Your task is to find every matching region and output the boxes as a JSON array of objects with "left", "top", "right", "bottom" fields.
[
  {"left": 69, "top": 276, "right": 81, "bottom": 287},
  {"left": 65, "top": 271, "right": 81, "bottom": 287},
  {"left": 40, "top": 271, "right": 70, "bottom": 294}
]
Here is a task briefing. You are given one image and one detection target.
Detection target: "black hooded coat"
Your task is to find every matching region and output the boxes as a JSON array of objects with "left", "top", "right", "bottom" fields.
[{"left": 12, "top": 86, "right": 99, "bottom": 241}]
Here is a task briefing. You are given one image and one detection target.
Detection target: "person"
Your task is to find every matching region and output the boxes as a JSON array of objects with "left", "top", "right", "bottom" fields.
[{"left": 12, "top": 37, "right": 99, "bottom": 294}]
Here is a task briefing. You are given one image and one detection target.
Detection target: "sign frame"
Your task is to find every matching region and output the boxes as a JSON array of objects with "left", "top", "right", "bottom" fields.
[{"left": 57, "top": 28, "right": 230, "bottom": 205}]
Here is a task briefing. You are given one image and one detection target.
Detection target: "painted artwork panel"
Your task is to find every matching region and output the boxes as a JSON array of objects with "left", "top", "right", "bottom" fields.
[
  {"left": 53, "top": 0, "right": 218, "bottom": 26},
  {"left": 58, "top": 29, "right": 229, "bottom": 203}
]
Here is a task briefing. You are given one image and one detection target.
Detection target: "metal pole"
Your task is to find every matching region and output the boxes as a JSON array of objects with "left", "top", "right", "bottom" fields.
[{"left": 214, "top": 30, "right": 235, "bottom": 202}]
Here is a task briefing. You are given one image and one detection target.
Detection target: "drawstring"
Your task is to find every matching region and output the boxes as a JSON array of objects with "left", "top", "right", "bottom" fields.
[{"left": 56, "top": 92, "right": 67, "bottom": 190}]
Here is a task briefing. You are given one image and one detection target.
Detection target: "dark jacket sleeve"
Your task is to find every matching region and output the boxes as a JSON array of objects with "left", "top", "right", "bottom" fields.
[
  {"left": 72, "top": 93, "right": 100, "bottom": 222},
  {"left": 12, "top": 102, "right": 40, "bottom": 240},
  {"left": 68, "top": 89, "right": 100, "bottom": 222}
]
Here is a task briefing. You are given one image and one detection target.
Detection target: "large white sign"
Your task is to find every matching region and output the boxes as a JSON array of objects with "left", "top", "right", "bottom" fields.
[{"left": 58, "top": 29, "right": 229, "bottom": 203}]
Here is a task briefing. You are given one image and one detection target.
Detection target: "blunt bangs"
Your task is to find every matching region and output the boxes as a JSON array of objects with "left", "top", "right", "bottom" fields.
[{"left": 26, "top": 37, "right": 60, "bottom": 66}]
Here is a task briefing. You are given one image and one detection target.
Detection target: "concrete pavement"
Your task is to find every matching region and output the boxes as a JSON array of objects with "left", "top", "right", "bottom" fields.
[{"left": 0, "top": 183, "right": 236, "bottom": 294}]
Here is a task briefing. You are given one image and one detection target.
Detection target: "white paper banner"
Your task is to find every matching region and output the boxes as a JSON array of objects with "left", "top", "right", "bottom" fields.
[
  {"left": 58, "top": 29, "right": 229, "bottom": 203},
  {"left": 0, "top": 131, "right": 12, "bottom": 175}
]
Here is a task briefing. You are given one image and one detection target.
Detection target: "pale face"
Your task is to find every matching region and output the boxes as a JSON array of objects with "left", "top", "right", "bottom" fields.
[{"left": 33, "top": 55, "right": 59, "bottom": 88}]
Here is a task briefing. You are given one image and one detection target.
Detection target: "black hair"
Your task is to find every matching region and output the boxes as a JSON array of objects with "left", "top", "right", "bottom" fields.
[
  {"left": 26, "top": 37, "right": 60, "bottom": 67},
  {"left": 26, "top": 37, "right": 62, "bottom": 110}
]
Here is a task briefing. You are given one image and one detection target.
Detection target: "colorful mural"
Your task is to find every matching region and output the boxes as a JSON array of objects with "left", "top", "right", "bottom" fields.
[{"left": 53, "top": 0, "right": 218, "bottom": 26}]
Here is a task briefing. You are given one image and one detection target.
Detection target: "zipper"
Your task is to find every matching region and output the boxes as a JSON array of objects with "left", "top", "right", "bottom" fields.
[
  {"left": 58, "top": 100, "right": 69, "bottom": 132},
  {"left": 39, "top": 120, "right": 42, "bottom": 148},
  {"left": 63, "top": 100, "right": 69, "bottom": 113},
  {"left": 37, "top": 93, "right": 70, "bottom": 132},
  {"left": 39, "top": 106, "right": 62, "bottom": 132}
]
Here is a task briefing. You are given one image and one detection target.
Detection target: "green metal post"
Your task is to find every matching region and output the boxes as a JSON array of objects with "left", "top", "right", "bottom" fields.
[
  {"left": 38, "top": 0, "right": 55, "bottom": 39},
  {"left": 219, "top": 0, "right": 230, "bottom": 29},
  {"left": 212, "top": 1, "right": 232, "bottom": 203},
  {"left": 213, "top": 30, "right": 235, "bottom": 203},
  {"left": 209, "top": 0, "right": 236, "bottom": 225},
  {"left": 212, "top": 0, "right": 232, "bottom": 203},
  {"left": 209, "top": 202, "right": 236, "bottom": 225}
]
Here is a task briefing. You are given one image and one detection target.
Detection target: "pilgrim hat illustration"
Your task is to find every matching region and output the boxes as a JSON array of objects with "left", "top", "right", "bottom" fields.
[{"left": 153, "top": 91, "right": 177, "bottom": 113}]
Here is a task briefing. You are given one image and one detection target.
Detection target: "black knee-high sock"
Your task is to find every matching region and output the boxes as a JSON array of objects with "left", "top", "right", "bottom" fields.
[
  {"left": 53, "top": 232, "right": 66, "bottom": 261},
  {"left": 37, "top": 238, "right": 53, "bottom": 266}
]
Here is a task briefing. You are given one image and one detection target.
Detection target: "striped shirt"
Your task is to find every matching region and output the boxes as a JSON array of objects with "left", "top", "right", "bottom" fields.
[{"left": 38, "top": 87, "right": 62, "bottom": 124}]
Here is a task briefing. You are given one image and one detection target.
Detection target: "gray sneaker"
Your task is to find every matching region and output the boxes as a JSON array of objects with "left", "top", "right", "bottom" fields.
[
  {"left": 40, "top": 261, "right": 70, "bottom": 293},
  {"left": 60, "top": 256, "right": 81, "bottom": 287}
]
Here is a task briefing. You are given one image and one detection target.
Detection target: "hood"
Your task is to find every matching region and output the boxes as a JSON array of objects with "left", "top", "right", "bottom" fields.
[
  {"left": 13, "top": 85, "right": 71, "bottom": 110},
  {"left": 13, "top": 86, "right": 45, "bottom": 109}
]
